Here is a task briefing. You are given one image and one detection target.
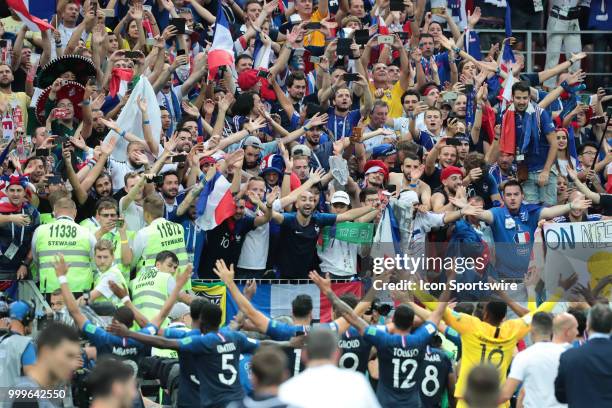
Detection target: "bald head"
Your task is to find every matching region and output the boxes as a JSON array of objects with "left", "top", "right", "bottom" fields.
[{"left": 553, "top": 313, "right": 579, "bottom": 343}]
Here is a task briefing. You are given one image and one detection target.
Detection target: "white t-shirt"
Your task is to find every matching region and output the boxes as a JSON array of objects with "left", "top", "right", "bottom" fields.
[
  {"left": 508, "top": 341, "right": 570, "bottom": 408},
  {"left": 237, "top": 199, "right": 283, "bottom": 270},
  {"left": 119, "top": 196, "right": 145, "bottom": 232},
  {"left": 318, "top": 238, "right": 359, "bottom": 277},
  {"left": 279, "top": 364, "right": 381, "bottom": 408}
]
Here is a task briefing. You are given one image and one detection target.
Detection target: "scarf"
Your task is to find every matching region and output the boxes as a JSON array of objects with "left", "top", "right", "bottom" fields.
[
  {"left": 108, "top": 68, "right": 134, "bottom": 98},
  {"left": 500, "top": 102, "right": 540, "bottom": 156}
]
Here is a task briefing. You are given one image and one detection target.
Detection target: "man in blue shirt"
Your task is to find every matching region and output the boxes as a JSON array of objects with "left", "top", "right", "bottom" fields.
[
  {"left": 508, "top": 82, "right": 558, "bottom": 206},
  {"left": 309, "top": 271, "right": 446, "bottom": 408},
  {"left": 455, "top": 180, "right": 591, "bottom": 279},
  {"left": 109, "top": 300, "right": 260, "bottom": 408},
  {"left": 272, "top": 190, "right": 376, "bottom": 279},
  {"left": 0, "top": 301, "right": 37, "bottom": 387}
]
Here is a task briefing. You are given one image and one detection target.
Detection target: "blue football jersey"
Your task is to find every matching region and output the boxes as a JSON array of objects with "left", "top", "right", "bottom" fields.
[
  {"left": 417, "top": 346, "right": 453, "bottom": 408},
  {"left": 338, "top": 326, "right": 372, "bottom": 373},
  {"left": 164, "top": 328, "right": 200, "bottom": 408},
  {"left": 178, "top": 327, "right": 259, "bottom": 407},
  {"left": 363, "top": 322, "right": 437, "bottom": 408}
]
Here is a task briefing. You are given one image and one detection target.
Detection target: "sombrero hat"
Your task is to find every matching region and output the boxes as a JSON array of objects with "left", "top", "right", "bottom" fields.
[
  {"left": 35, "top": 81, "right": 85, "bottom": 124},
  {"left": 36, "top": 55, "right": 97, "bottom": 89}
]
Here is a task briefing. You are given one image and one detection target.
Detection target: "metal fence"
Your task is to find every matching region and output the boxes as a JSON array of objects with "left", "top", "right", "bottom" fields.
[{"left": 473, "top": 28, "right": 611, "bottom": 79}]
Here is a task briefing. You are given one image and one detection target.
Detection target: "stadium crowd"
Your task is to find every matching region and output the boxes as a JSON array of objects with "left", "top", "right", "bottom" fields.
[{"left": 0, "top": 0, "right": 611, "bottom": 406}]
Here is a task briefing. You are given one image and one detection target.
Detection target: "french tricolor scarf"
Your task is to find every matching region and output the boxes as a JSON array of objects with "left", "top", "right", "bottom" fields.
[{"left": 500, "top": 102, "right": 541, "bottom": 156}]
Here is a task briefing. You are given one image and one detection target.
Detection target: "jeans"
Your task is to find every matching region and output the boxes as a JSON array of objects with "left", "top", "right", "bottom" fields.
[
  {"left": 544, "top": 16, "right": 582, "bottom": 88},
  {"left": 523, "top": 170, "right": 558, "bottom": 206}
]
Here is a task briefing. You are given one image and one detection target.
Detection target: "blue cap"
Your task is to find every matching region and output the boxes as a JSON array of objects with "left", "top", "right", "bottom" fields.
[
  {"left": 372, "top": 144, "right": 397, "bottom": 158},
  {"left": 9, "top": 301, "right": 31, "bottom": 322}
]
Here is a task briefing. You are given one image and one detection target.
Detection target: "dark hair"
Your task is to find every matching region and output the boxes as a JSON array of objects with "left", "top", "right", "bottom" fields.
[
  {"left": 236, "top": 54, "right": 254, "bottom": 65},
  {"left": 305, "top": 328, "right": 338, "bottom": 360},
  {"left": 392, "top": 304, "right": 415, "bottom": 330},
  {"left": 177, "top": 117, "right": 198, "bottom": 130},
  {"left": 419, "top": 33, "right": 434, "bottom": 41},
  {"left": 114, "top": 306, "right": 135, "bottom": 328},
  {"left": 25, "top": 156, "right": 44, "bottom": 168},
  {"left": 190, "top": 297, "right": 209, "bottom": 321},
  {"left": 232, "top": 92, "right": 257, "bottom": 117},
  {"left": 429, "top": 334, "right": 443, "bottom": 348},
  {"left": 292, "top": 295, "right": 313, "bottom": 319},
  {"left": 87, "top": 357, "right": 134, "bottom": 398},
  {"left": 359, "top": 187, "right": 379, "bottom": 202},
  {"left": 401, "top": 89, "right": 420, "bottom": 104},
  {"left": 244, "top": 0, "right": 261, "bottom": 8},
  {"left": 199, "top": 301, "right": 222, "bottom": 331},
  {"left": 578, "top": 142, "right": 598, "bottom": 155},
  {"left": 143, "top": 193, "right": 164, "bottom": 218},
  {"left": 567, "top": 307, "right": 587, "bottom": 337},
  {"left": 155, "top": 250, "right": 179, "bottom": 265},
  {"left": 484, "top": 302, "right": 507, "bottom": 324},
  {"left": 531, "top": 312, "right": 553, "bottom": 338},
  {"left": 286, "top": 71, "right": 306, "bottom": 88},
  {"left": 250, "top": 346, "right": 287, "bottom": 386},
  {"left": 464, "top": 152, "right": 486, "bottom": 172},
  {"left": 36, "top": 322, "right": 80, "bottom": 350},
  {"left": 161, "top": 170, "right": 179, "bottom": 183},
  {"left": 501, "top": 179, "right": 524, "bottom": 195},
  {"left": 588, "top": 304, "right": 612, "bottom": 334},
  {"left": 511, "top": 81, "right": 530, "bottom": 95},
  {"left": 464, "top": 364, "right": 500, "bottom": 406}
]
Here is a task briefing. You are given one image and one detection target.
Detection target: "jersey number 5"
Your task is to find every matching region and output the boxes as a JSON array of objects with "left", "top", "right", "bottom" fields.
[{"left": 219, "top": 354, "right": 238, "bottom": 385}]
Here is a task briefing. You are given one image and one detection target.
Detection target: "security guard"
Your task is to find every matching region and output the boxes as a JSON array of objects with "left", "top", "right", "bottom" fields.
[
  {"left": 80, "top": 198, "right": 134, "bottom": 282},
  {"left": 32, "top": 197, "right": 96, "bottom": 295},
  {"left": 0, "top": 301, "right": 36, "bottom": 388},
  {"left": 131, "top": 194, "right": 189, "bottom": 277},
  {"left": 131, "top": 251, "right": 192, "bottom": 323}
]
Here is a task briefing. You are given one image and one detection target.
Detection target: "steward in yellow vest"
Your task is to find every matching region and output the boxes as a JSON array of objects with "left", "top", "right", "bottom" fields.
[
  {"left": 131, "top": 194, "right": 191, "bottom": 289},
  {"left": 131, "top": 250, "right": 193, "bottom": 323},
  {"left": 32, "top": 197, "right": 96, "bottom": 294},
  {"left": 80, "top": 197, "right": 134, "bottom": 282}
]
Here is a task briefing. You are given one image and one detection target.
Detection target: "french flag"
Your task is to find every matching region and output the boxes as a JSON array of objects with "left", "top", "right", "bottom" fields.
[
  {"left": 514, "top": 231, "right": 531, "bottom": 244},
  {"left": 219, "top": 281, "right": 364, "bottom": 325},
  {"left": 208, "top": 2, "right": 235, "bottom": 80},
  {"left": 195, "top": 172, "right": 236, "bottom": 231},
  {"left": 7, "top": 0, "right": 54, "bottom": 32}
]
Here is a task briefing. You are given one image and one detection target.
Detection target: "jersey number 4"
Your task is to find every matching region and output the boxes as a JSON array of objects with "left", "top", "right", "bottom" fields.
[
  {"left": 219, "top": 354, "right": 238, "bottom": 385},
  {"left": 392, "top": 358, "right": 418, "bottom": 389}
]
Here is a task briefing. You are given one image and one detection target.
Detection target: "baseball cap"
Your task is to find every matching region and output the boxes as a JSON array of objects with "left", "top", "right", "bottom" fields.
[
  {"left": 331, "top": 191, "right": 351, "bottom": 205},
  {"left": 168, "top": 302, "right": 190, "bottom": 321},
  {"left": 291, "top": 144, "right": 312, "bottom": 158},
  {"left": 9, "top": 300, "right": 31, "bottom": 322},
  {"left": 440, "top": 166, "right": 463, "bottom": 182},
  {"left": 243, "top": 136, "right": 263, "bottom": 149}
]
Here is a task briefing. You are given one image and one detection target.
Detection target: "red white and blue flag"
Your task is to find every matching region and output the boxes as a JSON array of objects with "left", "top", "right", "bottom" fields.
[
  {"left": 7, "top": 0, "right": 54, "bottom": 32},
  {"left": 514, "top": 231, "right": 531, "bottom": 244},
  {"left": 195, "top": 172, "right": 236, "bottom": 231},
  {"left": 500, "top": 4, "right": 516, "bottom": 110},
  {"left": 208, "top": 3, "right": 235, "bottom": 80}
]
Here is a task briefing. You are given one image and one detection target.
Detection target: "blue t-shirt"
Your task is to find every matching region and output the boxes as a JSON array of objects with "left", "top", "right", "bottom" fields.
[
  {"left": 81, "top": 320, "right": 157, "bottom": 362},
  {"left": 82, "top": 320, "right": 157, "bottom": 363},
  {"left": 266, "top": 320, "right": 337, "bottom": 377},
  {"left": 238, "top": 353, "right": 253, "bottom": 394},
  {"left": 489, "top": 204, "right": 542, "bottom": 279},
  {"left": 417, "top": 346, "right": 453, "bottom": 408},
  {"left": 276, "top": 212, "right": 337, "bottom": 279},
  {"left": 363, "top": 321, "right": 437, "bottom": 407},
  {"left": 177, "top": 327, "right": 259, "bottom": 407},
  {"left": 326, "top": 108, "right": 361, "bottom": 140},
  {"left": 338, "top": 326, "right": 372, "bottom": 373},
  {"left": 164, "top": 328, "right": 201, "bottom": 408},
  {"left": 518, "top": 109, "right": 556, "bottom": 172}
]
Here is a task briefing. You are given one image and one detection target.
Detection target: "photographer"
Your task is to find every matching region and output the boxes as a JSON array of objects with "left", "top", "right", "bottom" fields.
[{"left": 462, "top": 152, "right": 502, "bottom": 209}]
